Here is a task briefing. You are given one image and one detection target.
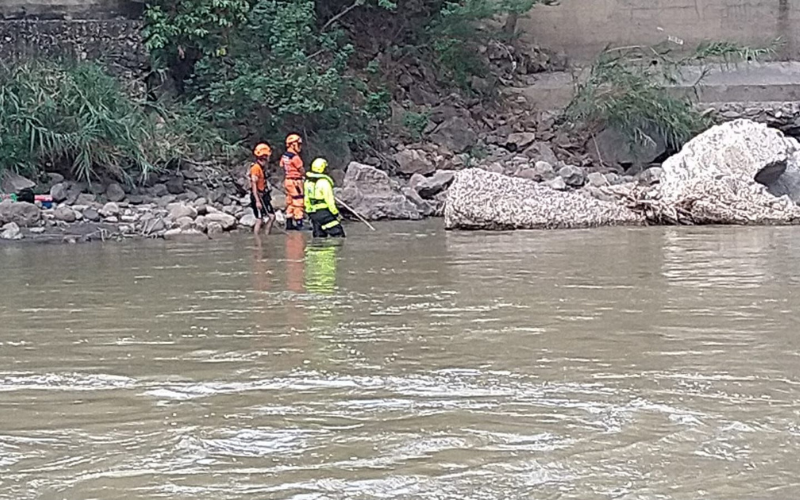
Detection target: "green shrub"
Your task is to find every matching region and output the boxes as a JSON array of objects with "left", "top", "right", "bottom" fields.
[
  {"left": 402, "top": 111, "right": 430, "bottom": 140},
  {"left": 564, "top": 41, "right": 775, "bottom": 152},
  {"left": 0, "top": 61, "right": 229, "bottom": 182}
]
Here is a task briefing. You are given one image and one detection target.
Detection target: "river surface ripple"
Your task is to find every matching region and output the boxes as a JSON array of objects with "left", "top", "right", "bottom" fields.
[{"left": 1, "top": 222, "right": 799, "bottom": 499}]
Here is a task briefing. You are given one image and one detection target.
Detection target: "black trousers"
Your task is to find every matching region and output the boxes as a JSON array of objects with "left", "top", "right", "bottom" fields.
[{"left": 309, "top": 209, "right": 345, "bottom": 238}]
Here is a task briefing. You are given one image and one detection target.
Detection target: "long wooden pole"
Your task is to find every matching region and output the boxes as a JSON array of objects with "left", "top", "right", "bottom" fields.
[{"left": 335, "top": 197, "right": 377, "bottom": 231}]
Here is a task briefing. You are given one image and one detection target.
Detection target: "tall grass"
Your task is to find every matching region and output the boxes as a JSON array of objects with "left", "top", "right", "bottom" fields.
[
  {"left": 0, "top": 61, "right": 230, "bottom": 183},
  {"left": 564, "top": 41, "right": 776, "bottom": 153}
]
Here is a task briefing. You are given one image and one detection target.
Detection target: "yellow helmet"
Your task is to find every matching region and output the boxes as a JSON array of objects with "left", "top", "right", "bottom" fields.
[{"left": 311, "top": 158, "right": 328, "bottom": 173}]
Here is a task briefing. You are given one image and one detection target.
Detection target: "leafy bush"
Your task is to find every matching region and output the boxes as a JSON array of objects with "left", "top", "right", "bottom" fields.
[
  {"left": 403, "top": 111, "right": 430, "bottom": 140},
  {"left": 0, "top": 61, "right": 229, "bottom": 182},
  {"left": 142, "top": 0, "right": 554, "bottom": 158},
  {"left": 564, "top": 41, "right": 775, "bottom": 152}
]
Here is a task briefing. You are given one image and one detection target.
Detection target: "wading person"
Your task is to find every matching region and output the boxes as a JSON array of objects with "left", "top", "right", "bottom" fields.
[
  {"left": 304, "top": 158, "right": 345, "bottom": 238},
  {"left": 281, "top": 133, "right": 305, "bottom": 231},
  {"left": 250, "top": 143, "right": 276, "bottom": 235}
]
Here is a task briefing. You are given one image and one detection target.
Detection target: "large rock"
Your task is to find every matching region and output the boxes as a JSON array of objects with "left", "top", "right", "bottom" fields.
[
  {"left": 54, "top": 206, "right": 77, "bottom": 223},
  {"left": 50, "top": 183, "right": 70, "bottom": 203},
  {"left": 337, "top": 162, "right": 422, "bottom": 220},
  {"left": 168, "top": 203, "right": 197, "bottom": 221},
  {"left": 444, "top": 169, "right": 644, "bottom": 230},
  {"left": 590, "top": 126, "right": 667, "bottom": 168},
  {"left": 1, "top": 222, "right": 22, "bottom": 240},
  {"left": 99, "top": 202, "right": 120, "bottom": 217},
  {"left": 0, "top": 201, "right": 41, "bottom": 227},
  {"left": 402, "top": 187, "right": 435, "bottom": 217},
  {"left": 637, "top": 119, "right": 800, "bottom": 225},
  {"left": 1, "top": 173, "right": 35, "bottom": 194},
  {"left": 205, "top": 212, "right": 237, "bottom": 230},
  {"left": 166, "top": 175, "right": 185, "bottom": 195},
  {"left": 106, "top": 183, "right": 127, "bottom": 202},
  {"left": 505, "top": 132, "right": 537, "bottom": 152},
  {"left": 765, "top": 151, "right": 800, "bottom": 204},
  {"left": 394, "top": 149, "right": 435, "bottom": 176},
  {"left": 415, "top": 170, "right": 455, "bottom": 199},
  {"left": 558, "top": 165, "right": 586, "bottom": 188},
  {"left": 430, "top": 117, "right": 477, "bottom": 153}
]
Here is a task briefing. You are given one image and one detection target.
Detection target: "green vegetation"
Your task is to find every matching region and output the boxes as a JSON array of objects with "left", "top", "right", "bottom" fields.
[
  {"left": 0, "top": 61, "right": 228, "bottom": 181},
  {"left": 142, "top": 0, "right": 552, "bottom": 156},
  {"left": 564, "top": 41, "right": 775, "bottom": 152}
]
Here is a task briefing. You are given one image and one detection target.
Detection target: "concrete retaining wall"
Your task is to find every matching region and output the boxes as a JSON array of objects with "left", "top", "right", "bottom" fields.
[
  {"left": 0, "top": 0, "right": 142, "bottom": 19},
  {"left": 521, "top": 0, "right": 797, "bottom": 62},
  {"left": 0, "top": 20, "right": 148, "bottom": 82}
]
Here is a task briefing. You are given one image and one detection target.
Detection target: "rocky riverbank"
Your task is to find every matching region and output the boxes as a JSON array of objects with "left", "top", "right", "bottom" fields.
[
  {"left": 446, "top": 120, "right": 800, "bottom": 230},
  {"left": 5, "top": 115, "right": 800, "bottom": 243}
]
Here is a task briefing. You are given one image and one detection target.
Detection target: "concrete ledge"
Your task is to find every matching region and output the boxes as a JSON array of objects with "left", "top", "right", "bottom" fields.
[{"left": 513, "top": 62, "right": 800, "bottom": 110}]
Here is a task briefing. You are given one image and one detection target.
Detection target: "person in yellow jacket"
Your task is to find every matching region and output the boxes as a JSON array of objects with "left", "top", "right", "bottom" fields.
[{"left": 304, "top": 158, "right": 345, "bottom": 238}]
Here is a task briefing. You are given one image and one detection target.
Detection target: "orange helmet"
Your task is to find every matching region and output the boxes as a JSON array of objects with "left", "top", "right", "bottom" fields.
[
  {"left": 286, "top": 134, "right": 302, "bottom": 148},
  {"left": 254, "top": 143, "right": 272, "bottom": 157}
]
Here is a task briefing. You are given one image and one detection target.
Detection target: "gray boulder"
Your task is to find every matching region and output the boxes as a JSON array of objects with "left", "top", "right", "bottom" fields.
[
  {"left": 546, "top": 177, "right": 568, "bottom": 191},
  {"left": 587, "top": 171, "right": 610, "bottom": 188},
  {"left": 402, "top": 187, "right": 435, "bottom": 217},
  {"left": 394, "top": 149, "right": 435, "bottom": 176},
  {"left": 558, "top": 165, "right": 586, "bottom": 188},
  {"left": 239, "top": 213, "right": 257, "bottom": 228},
  {"left": 532, "top": 161, "right": 556, "bottom": 182},
  {"left": 337, "top": 162, "right": 422, "bottom": 220},
  {"left": 82, "top": 208, "right": 101, "bottom": 222},
  {"left": 206, "top": 212, "right": 237, "bottom": 230},
  {"left": 166, "top": 175, "right": 185, "bottom": 195},
  {"left": 1, "top": 173, "right": 35, "bottom": 194},
  {"left": 523, "top": 141, "right": 559, "bottom": 166},
  {"left": 106, "top": 183, "right": 127, "bottom": 202},
  {"left": 206, "top": 222, "right": 225, "bottom": 236},
  {"left": 175, "top": 216, "right": 194, "bottom": 230},
  {"left": 765, "top": 151, "right": 800, "bottom": 204},
  {"left": 505, "top": 132, "right": 537, "bottom": 152},
  {"left": 1, "top": 222, "right": 22, "bottom": 240},
  {"left": 637, "top": 167, "right": 664, "bottom": 186},
  {"left": 54, "top": 206, "right": 77, "bottom": 223},
  {"left": 415, "top": 170, "right": 455, "bottom": 199},
  {"left": 168, "top": 203, "right": 198, "bottom": 221},
  {"left": 50, "top": 183, "right": 70, "bottom": 203},
  {"left": 641, "top": 119, "right": 800, "bottom": 224},
  {"left": 76, "top": 193, "right": 96, "bottom": 206},
  {"left": 590, "top": 126, "right": 667, "bottom": 168},
  {"left": 444, "top": 169, "right": 643, "bottom": 230},
  {"left": 100, "top": 202, "right": 120, "bottom": 217},
  {"left": 0, "top": 201, "right": 41, "bottom": 227},
  {"left": 430, "top": 117, "right": 477, "bottom": 153}
]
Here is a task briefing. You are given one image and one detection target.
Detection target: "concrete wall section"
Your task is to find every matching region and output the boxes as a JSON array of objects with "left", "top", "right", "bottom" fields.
[
  {"left": 0, "top": 0, "right": 142, "bottom": 19},
  {"left": 0, "top": 20, "right": 148, "bottom": 81},
  {"left": 521, "top": 0, "right": 797, "bottom": 62}
]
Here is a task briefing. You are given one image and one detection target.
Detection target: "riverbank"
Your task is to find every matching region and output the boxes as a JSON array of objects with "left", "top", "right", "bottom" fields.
[{"left": 4, "top": 116, "right": 800, "bottom": 243}]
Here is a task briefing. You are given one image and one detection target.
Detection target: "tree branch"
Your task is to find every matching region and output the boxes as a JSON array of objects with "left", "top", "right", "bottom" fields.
[{"left": 321, "top": 0, "right": 363, "bottom": 32}]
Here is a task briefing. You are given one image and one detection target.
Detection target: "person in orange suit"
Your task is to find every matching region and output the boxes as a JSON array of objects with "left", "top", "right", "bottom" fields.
[
  {"left": 281, "top": 133, "right": 306, "bottom": 230},
  {"left": 250, "top": 143, "right": 276, "bottom": 235}
]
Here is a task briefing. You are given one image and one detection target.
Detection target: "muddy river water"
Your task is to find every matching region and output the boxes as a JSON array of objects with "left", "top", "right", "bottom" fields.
[{"left": 1, "top": 221, "right": 799, "bottom": 499}]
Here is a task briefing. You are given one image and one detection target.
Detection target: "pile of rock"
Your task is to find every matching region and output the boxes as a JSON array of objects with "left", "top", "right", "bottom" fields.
[
  {"left": 445, "top": 119, "right": 800, "bottom": 231},
  {"left": 0, "top": 162, "right": 266, "bottom": 242}
]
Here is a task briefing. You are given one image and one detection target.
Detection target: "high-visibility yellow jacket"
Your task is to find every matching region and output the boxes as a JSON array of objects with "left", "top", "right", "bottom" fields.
[{"left": 304, "top": 173, "right": 339, "bottom": 216}]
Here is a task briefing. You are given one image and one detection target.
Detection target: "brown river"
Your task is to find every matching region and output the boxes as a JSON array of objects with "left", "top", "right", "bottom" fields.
[{"left": 1, "top": 221, "right": 799, "bottom": 499}]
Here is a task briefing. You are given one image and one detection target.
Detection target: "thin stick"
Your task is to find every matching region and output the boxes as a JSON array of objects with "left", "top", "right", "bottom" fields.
[{"left": 335, "top": 198, "right": 377, "bottom": 231}]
